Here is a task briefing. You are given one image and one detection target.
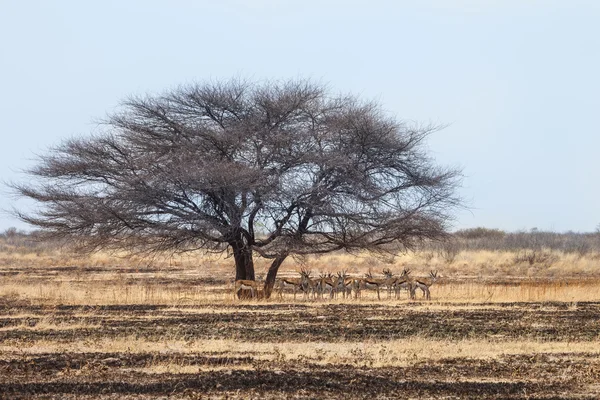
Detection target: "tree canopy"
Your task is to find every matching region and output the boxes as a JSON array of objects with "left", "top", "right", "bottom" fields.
[{"left": 14, "top": 79, "right": 462, "bottom": 296}]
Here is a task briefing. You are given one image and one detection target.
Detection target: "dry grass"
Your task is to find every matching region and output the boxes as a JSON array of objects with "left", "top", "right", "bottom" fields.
[
  {"left": 5, "top": 335, "right": 600, "bottom": 370},
  {"left": 4, "top": 276, "right": 600, "bottom": 305},
  {"left": 285, "top": 250, "right": 600, "bottom": 278},
  {"left": 2, "top": 244, "right": 600, "bottom": 305},
  {"left": 1, "top": 252, "right": 599, "bottom": 398},
  {"left": 2, "top": 238, "right": 600, "bottom": 398}
]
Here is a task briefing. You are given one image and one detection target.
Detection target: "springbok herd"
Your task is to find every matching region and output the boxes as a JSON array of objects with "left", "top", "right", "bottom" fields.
[{"left": 235, "top": 268, "right": 439, "bottom": 300}]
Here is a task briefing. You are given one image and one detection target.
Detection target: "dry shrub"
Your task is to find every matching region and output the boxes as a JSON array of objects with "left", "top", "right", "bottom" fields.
[{"left": 513, "top": 250, "right": 559, "bottom": 267}]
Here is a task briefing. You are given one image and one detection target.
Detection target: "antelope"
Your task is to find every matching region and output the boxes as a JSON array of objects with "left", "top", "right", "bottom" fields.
[
  {"left": 343, "top": 272, "right": 354, "bottom": 299},
  {"left": 334, "top": 270, "right": 353, "bottom": 299},
  {"left": 300, "top": 270, "right": 319, "bottom": 300},
  {"left": 391, "top": 268, "right": 413, "bottom": 299},
  {"left": 316, "top": 273, "right": 335, "bottom": 299},
  {"left": 411, "top": 270, "right": 439, "bottom": 300},
  {"left": 234, "top": 279, "right": 262, "bottom": 299},
  {"left": 351, "top": 276, "right": 362, "bottom": 299},
  {"left": 382, "top": 268, "right": 401, "bottom": 298},
  {"left": 354, "top": 270, "right": 387, "bottom": 300},
  {"left": 275, "top": 269, "right": 308, "bottom": 299}
]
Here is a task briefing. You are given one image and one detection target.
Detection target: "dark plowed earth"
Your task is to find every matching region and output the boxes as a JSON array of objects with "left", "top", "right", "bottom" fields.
[
  {"left": 0, "top": 352, "right": 255, "bottom": 373},
  {"left": 1, "top": 302, "right": 599, "bottom": 342},
  {"left": 1, "top": 356, "right": 598, "bottom": 399},
  {"left": 1, "top": 300, "right": 600, "bottom": 398}
]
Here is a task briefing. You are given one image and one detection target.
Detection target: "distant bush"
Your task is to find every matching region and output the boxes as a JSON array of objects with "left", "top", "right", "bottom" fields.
[
  {"left": 418, "top": 228, "right": 600, "bottom": 254},
  {"left": 0, "top": 228, "right": 60, "bottom": 254},
  {"left": 3, "top": 227, "right": 600, "bottom": 258},
  {"left": 454, "top": 227, "right": 506, "bottom": 240},
  {"left": 513, "top": 249, "right": 559, "bottom": 267}
]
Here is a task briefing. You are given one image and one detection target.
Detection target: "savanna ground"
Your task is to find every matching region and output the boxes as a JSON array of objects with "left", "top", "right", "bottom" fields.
[{"left": 1, "top": 230, "right": 600, "bottom": 399}]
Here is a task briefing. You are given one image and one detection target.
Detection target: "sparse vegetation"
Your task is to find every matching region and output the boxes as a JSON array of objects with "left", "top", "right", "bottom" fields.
[{"left": 1, "top": 231, "right": 600, "bottom": 398}]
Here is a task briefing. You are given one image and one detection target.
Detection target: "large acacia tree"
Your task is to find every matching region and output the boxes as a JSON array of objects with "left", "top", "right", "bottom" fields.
[{"left": 15, "top": 79, "right": 461, "bottom": 297}]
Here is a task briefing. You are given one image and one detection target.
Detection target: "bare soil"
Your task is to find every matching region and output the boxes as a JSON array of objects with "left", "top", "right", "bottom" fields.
[
  {"left": 1, "top": 302, "right": 599, "bottom": 342},
  {"left": 1, "top": 299, "right": 600, "bottom": 399}
]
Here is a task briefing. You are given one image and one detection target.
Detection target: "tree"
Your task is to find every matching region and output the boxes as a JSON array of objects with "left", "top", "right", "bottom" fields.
[{"left": 13, "top": 79, "right": 462, "bottom": 297}]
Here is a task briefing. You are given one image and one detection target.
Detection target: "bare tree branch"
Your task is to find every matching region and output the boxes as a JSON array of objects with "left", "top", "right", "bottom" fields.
[{"left": 12, "top": 78, "right": 463, "bottom": 290}]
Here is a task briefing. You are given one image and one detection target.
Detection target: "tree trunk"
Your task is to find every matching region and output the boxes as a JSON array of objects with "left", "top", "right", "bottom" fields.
[
  {"left": 263, "top": 254, "right": 288, "bottom": 299},
  {"left": 232, "top": 240, "right": 255, "bottom": 281},
  {"left": 231, "top": 237, "right": 255, "bottom": 299}
]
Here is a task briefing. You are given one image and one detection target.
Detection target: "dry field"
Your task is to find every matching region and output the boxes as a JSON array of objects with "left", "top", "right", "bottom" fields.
[{"left": 1, "top": 247, "right": 600, "bottom": 399}]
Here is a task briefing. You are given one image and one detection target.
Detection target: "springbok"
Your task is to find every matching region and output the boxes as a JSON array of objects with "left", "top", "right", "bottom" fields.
[
  {"left": 316, "top": 273, "right": 335, "bottom": 299},
  {"left": 234, "top": 279, "right": 262, "bottom": 299},
  {"left": 410, "top": 270, "right": 439, "bottom": 300},
  {"left": 300, "top": 270, "right": 319, "bottom": 300},
  {"left": 333, "top": 271, "right": 352, "bottom": 298},
  {"left": 276, "top": 269, "right": 309, "bottom": 299},
  {"left": 354, "top": 270, "right": 387, "bottom": 300},
  {"left": 391, "top": 268, "right": 413, "bottom": 299},
  {"left": 381, "top": 268, "right": 402, "bottom": 298},
  {"left": 334, "top": 270, "right": 353, "bottom": 299},
  {"left": 343, "top": 272, "right": 354, "bottom": 298}
]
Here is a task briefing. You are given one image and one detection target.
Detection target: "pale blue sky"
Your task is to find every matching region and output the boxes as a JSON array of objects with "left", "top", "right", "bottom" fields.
[{"left": 1, "top": 1, "right": 599, "bottom": 232}]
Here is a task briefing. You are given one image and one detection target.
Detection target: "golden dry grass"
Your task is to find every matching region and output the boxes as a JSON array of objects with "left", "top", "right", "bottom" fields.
[
  {"left": 4, "top": 274, "right": 600, "bottom": 305},
  {"left": 3, "top": 246, "right": 600, "bottom": 276},
  {"left": 2, "top": 247, "right": 600, "bottom": 305},
  {"left": 286, "top": 250, "right": 600, "bottom": 278},
  {"left": 2, "top": 244, "right": 600, "bottom": 399},
  {"left": 4, "top": 336, "right": 600, "bottom": 370}
]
